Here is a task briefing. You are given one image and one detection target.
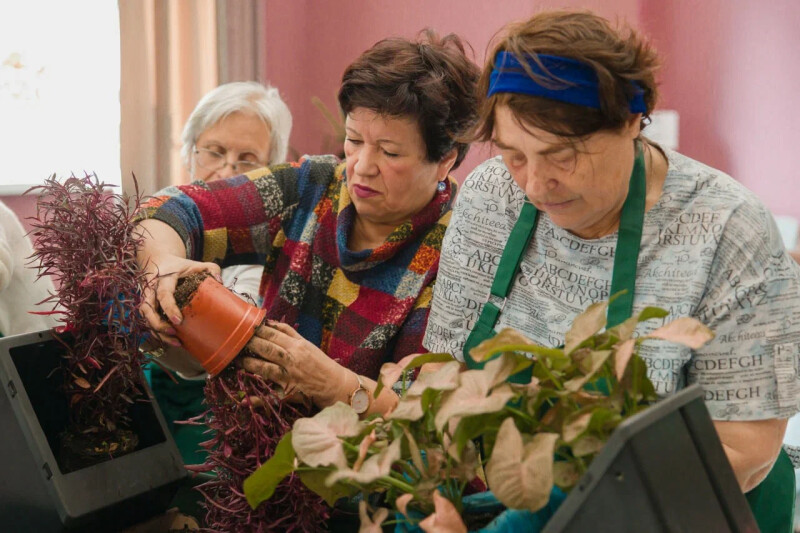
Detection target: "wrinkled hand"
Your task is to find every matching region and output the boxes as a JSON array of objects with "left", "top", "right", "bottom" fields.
[
  {"left": 419, "top": 491, "right": 467, "bottom": 533},
  {"left": 139, "top": 253, "right": 222, "bottom": 346},
  {"left": 241, "top": 321, "right": 351, "bottom": 408}
]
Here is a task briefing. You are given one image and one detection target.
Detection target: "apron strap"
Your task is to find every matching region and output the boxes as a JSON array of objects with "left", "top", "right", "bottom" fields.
[{"left": 606, "top": 147, "right": 647, "bottom": 328}]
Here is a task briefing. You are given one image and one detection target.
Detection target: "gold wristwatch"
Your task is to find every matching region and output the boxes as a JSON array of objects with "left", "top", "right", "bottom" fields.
[{"left": 348, "top": 373, "right": 371, "bottom": 415}]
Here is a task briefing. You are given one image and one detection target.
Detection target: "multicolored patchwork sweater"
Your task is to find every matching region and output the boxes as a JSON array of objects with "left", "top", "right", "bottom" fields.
[{"left": 137, "top": 156, "right": 454, "bottom": 379}]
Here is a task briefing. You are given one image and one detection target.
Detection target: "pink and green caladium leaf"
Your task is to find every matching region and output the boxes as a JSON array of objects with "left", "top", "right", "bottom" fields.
[
  {"left": 418, "top": 491, "right": 468, "bottom": 533},
  {"left": 387, "top": 396, "right": 424, "bottom": 421},
  {"left": 469, "top": 328, "right": 564, "bottom": 372},
  {"left": 326, "top": 438, "right": 402, "bottom": 485},
  {"left": 353, "top": 430, "right": 378, "bottom": 472},
  {"left": 564, "top": 300, "right": 609, "bottom": 354},
  {"left": 292, "top": 402, "right": 362, "bottom": 468},
  {"left": 375, "top": 352, "right": 456, "bottom": 397},
  {"left": 448, "top": 439, "right": 479, "bottom": 482},
  {"left": 406, "top": 361, "right": 462, "bottom": 396},
  {"left": 563, "top": 350, "right": 612, "bottom": 392},
  {"left": 358, "top": 500, "right": 389, "bottom": 533},
  {"left": 614, "top": 339, "right": 636, "bottom": 381},
  {"left": 606, "top": 316, "right": 638, "bottom": 342},
  {"left": 561, "top": 411, "right": 592, "bottom": 443},
  {"left": 396, "top": 493, "right": 414, "bottom": 518},
  {"left": 571, "top": 434, "right": 605, "bottom": 457},
  {"left": 644, "top": 317, "right": 714, "bottom": 349},
  {"left": 486, "top": 418, "right": 559, "bottom": 512},
  {"left": 434, "top": 355, "right": 517, "bottom": 432},
  {"left": 470, "top": 328, "right": 532, "bottom": 361}
]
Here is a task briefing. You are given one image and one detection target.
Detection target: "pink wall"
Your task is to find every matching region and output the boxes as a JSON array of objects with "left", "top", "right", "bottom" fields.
[
  {"left": 8, "top": 2, "right": 797, "bottom": 227},
  {"left": 262, "top": 0, "right": 639, "bottom": 181},
  {"left": 640, "top": 0, "right": 800, "bottom": 219},
  {"left": 0, "top": 195, "right": 38, "bottom": 234}
]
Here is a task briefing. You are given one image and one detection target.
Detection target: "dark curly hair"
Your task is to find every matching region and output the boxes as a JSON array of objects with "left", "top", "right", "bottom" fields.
[{"left": 338, "top": 29, "right": 480, "bottom": 170}]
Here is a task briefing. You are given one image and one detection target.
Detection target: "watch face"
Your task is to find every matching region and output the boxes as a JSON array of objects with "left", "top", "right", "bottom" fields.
[{"left": 351, "top": 388, "right": 370, "bottom": 414}]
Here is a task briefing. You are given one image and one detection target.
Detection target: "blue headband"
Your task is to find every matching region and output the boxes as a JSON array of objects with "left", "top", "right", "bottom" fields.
[{"left": 488, "top": 51, "right": 646, "bottom": 114}]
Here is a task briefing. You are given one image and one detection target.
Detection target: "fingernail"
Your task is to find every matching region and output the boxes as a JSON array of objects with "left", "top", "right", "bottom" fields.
[
  {"left": 166, "top": 327, "right": 177, "bottom": 335},
  {"left": 169, "top": 338, "right": 182, "bottom": 347},
  {"left": 170, "top": 315, "right": 182, "bottom": 325},
  {"left": 214, "top": 274, "right": 223, "bottom": 283}
]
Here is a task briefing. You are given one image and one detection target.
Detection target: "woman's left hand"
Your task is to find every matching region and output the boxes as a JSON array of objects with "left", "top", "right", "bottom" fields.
[{"left": 241, "top": 321, "right": 352, "bottom": 408}]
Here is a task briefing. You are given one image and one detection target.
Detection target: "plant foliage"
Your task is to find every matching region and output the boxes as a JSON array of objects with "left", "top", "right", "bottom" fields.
[
  {"left": 28, "top": 173, "right": 150, "bottom": 438},
  {"left": 188, "top": 359, "right": 329, "bottom": 532},
  {"left": 244, "top": 300, "right": 714, "bottom": 529}
]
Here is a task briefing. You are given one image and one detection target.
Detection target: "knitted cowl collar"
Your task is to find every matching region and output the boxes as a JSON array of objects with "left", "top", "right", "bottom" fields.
[{"left": 336, "top": 171, "right": 455, "bottom": 272}]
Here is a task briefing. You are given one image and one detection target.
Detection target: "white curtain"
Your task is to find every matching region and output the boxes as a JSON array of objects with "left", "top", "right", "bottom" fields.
[{"left": 119, "top": 0, "right": 219, "bottom": 196}]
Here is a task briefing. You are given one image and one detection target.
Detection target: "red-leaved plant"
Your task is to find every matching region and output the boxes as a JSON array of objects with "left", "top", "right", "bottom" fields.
[
  {"left": 28, "top": 173, "right": 151, "bottom": 460},
  {"left": 161, "top": 272, "right": 327, "bottom": 531},
  {"left": 187, "top": 366, "right": 328, "bottom": 532}
]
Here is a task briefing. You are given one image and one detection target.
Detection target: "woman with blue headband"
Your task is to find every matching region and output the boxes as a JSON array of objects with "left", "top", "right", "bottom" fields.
[{"left": 423, "top": 10, "right": 799, "bottom": 532}]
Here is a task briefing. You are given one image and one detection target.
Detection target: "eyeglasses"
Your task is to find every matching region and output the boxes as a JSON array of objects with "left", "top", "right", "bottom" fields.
[{"left": 193, "top": 148, "right": 265, "bottom": 174}]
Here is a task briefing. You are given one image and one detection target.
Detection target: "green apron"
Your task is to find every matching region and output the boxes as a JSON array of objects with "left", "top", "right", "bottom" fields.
[
  {"left": 460, "top": 146, "right": 794, "bottom": 531},
  {"left": 147, "top": 363, "right": 209, "bottom": 465}
]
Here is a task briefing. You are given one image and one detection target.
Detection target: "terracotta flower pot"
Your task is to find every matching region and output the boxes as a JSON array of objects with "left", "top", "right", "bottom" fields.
[{"left": 175, "top": 277, "right": 266, "bottom": 376}]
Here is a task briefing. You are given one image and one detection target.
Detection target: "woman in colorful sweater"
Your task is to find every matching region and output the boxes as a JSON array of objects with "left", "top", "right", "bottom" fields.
[{"left": 136, "top": 30, "right": 479, "bottom": 417}]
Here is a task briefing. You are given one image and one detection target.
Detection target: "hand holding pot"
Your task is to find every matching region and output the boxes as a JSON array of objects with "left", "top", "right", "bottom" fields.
[
  {"left": 241, "top": 321, "right": 353, "bottom": 408},
  {"left": 140, "top": 253, "right": 222, "bottom": 345}
]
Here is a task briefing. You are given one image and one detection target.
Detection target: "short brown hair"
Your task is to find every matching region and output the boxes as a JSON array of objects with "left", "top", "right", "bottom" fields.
[
  {"left": 338, "top": 30, "right": 480, "bottom": 169},
  {"left": 475, "top": 10, "right": 660, "bottom": 141}
]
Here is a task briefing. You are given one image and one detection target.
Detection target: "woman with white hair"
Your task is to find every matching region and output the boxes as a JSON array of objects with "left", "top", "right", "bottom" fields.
[
  {"left": 181, "top": 81, "right": 292, "bottom": 183},
  {"left": 150, "top": 81, "right": 292, "bottom": 464}
]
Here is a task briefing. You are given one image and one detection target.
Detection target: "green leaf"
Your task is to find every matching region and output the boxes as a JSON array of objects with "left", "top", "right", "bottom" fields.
[
  {"left": 452, "top": 412, "right": 502, "bottom": 460},
  {"left": 298, "top": 469, "right": 358, "bottom": 507},
  {"left": 243, "top": 433, "right": 296, "bottom": 509},
  {"left": 587, "top": 407, "right": 621, "bottom": 433},
  {"left": 636, "top": 306, "right": 670, "bottom": 322}
]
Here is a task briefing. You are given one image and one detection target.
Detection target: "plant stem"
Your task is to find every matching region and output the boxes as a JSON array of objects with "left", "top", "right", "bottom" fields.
[{"left": 377, "top": 475, "right": 416, "bottom": 494}]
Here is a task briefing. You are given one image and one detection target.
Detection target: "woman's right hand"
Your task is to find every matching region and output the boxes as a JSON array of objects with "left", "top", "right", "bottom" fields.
[{"left": 139, "top": 253, "right": 222, "bottom": 345}]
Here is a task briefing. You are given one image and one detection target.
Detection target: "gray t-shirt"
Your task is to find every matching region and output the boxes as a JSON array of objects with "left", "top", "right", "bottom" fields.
[{"left": 424, "top": 151, "right": 800, "bottom": 421}]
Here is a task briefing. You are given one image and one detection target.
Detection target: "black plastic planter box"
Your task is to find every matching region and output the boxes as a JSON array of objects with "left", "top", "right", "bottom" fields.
[
  {"left": 0, "top": 329, "right": 188, "bottom": 532},
  {"left": 542, "top": 384, "right": 758, "bottom": 532}
]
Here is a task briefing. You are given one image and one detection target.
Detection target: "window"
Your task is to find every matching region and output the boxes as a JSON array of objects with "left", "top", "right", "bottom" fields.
[{"left": 0, "top": 1, "right": 120, "bottom": 194}]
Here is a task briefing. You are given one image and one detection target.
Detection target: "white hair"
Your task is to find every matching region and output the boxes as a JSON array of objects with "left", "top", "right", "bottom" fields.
[{"left": 181, "top": 81, "right": 293, "bottom": 168}]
